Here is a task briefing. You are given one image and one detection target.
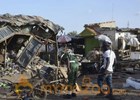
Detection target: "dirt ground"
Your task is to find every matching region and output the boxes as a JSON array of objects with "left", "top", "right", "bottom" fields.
[
  {"left": 46, "top": 70, "right": 140, "bottom": 100},
  {"left": 0, "top": 70, "right": 140, "bottom": 100}
]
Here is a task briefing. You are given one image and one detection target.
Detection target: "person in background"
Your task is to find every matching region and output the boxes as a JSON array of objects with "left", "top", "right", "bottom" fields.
[
  {"left": 48, "top": 43, "right": 55, "bottom": 65},
  {"left": 60, "top": 48, "right": 79, "bottom": 99},
  {"left": 97, "top": 41, "right": 116, "bottom": 98},
  {"left": 86, "top": 48, "right": 100, "bottom": 62}
]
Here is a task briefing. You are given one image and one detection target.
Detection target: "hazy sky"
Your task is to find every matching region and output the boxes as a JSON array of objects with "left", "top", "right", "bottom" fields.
[{"left": 0, "top": 0, "right": 140, "bottom": 33}]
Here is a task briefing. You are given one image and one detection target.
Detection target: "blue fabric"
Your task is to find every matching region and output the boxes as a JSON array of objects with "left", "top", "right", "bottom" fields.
[
  {"left": 97, "top": 74, "right": 112, "bottom": 94},
  {"left": 23, "top": 97, "right": 30, "bottom": 100}
]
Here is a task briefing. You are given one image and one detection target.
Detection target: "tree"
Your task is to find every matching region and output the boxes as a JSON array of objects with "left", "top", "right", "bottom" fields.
[{"left": 67, "top": 31, "right": 78, "bottom": 36}]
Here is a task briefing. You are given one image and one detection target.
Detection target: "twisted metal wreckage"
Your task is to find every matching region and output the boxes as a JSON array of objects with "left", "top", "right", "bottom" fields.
[{"left": 0, "top": 13, "right": 71, "bottom": 99}]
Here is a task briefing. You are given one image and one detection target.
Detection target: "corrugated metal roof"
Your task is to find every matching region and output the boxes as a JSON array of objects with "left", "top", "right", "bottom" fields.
[
  {"left": 0, "top": 26, "right": 15, "bottom": 43},
  {"left": 0, "top": 13, "right": 64, "bottom": 34},
  {"left": 84, "top": 21, "right": 116, "bottom": 29}
]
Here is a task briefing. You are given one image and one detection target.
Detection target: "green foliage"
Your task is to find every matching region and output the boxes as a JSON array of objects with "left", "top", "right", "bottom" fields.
[{"left": 67, "top": 31, "right": 78, "bottom": 36}]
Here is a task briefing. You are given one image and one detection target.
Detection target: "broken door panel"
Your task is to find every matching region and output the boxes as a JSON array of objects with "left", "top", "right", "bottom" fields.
[{"left": 17, "top": 37, "right": 42, "bottom": 67}]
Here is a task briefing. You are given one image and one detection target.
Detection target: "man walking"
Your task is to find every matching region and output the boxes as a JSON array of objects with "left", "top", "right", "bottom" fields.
[{"left": 97, "top": 41, "right": 116, "bottom": 98}]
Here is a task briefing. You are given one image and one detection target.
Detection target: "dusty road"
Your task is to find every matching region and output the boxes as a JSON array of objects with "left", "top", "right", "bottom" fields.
[
  {"left": 0, "top": 70, "right": 140, "bottom": 100},
  {"left": 46, "top": 71, "right": 140, "bottom": 100}
]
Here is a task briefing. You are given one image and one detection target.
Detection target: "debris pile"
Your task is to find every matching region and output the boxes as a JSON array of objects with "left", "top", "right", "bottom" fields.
[{"left": 0, "top": 13, "right": 64, "bottom": 79}]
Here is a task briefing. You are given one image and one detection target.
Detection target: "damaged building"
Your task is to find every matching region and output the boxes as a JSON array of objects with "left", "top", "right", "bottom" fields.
[{"left": 0, "top": 13, "right": 64, "bottom": 77}]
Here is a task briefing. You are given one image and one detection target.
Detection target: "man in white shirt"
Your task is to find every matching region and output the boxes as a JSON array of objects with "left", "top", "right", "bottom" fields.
[{"left": 97, "top": 41, "right": 116, "bottom": 98}]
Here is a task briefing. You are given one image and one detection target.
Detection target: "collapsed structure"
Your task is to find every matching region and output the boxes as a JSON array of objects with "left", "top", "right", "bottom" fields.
[{"left": 0, "top": 13, "right": 64, "bottom": 77}]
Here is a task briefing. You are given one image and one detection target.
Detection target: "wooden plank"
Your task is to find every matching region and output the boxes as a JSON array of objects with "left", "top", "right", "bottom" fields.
[{"left": 58, "top": 67, "right": 68, "bottom": 79}]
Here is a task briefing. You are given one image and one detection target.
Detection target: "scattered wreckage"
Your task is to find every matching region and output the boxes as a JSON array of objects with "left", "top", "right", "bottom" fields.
[
  {"left": 0, "top": 14, "right": 69, "bottom": 99},
  {"left": 0, "top": 13, "right": 64, "bottom": 74}
]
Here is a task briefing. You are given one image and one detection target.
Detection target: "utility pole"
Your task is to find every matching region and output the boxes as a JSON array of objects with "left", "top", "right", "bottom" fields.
[
  {"left": 111, "top": 3, "right": 114, "bottom": 21},
  {"left": 127, "top": 21, "right": 129, "bottom": 28}
]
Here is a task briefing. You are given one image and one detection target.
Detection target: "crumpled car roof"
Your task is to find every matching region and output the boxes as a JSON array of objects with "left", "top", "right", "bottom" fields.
[{"left": 0, "top": 13, "right": 64, "bottom": 34}]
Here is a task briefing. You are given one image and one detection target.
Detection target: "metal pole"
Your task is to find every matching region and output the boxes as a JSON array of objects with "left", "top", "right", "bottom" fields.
[
  {"left": 4, "top": 40, "right": 7, "bottom": 68},
  {"left": 55, "top": 34, "right": 59, "bottom": 66},
  {"left": 55, "top": 34, "right": 59, "bottom": 81}
]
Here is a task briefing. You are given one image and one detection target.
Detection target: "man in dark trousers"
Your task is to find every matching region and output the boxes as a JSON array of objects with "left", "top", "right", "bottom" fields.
[{"left": 97, "top": 41, "right": 116, "bottom": 98}]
